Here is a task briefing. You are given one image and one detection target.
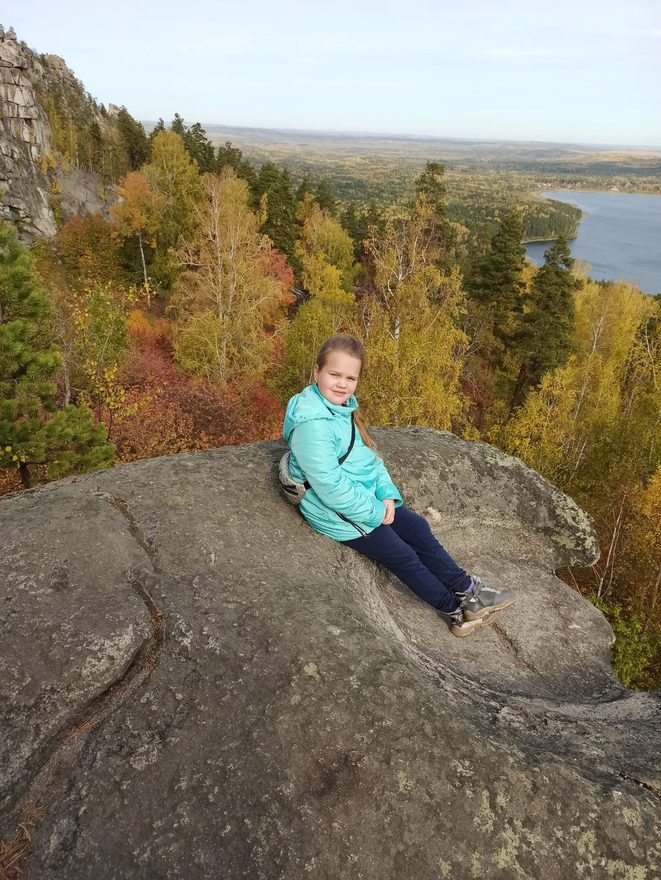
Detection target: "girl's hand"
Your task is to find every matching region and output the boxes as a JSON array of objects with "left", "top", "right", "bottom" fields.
[{"left": 382, "top": 499, "right": 395, "bottom": 526}]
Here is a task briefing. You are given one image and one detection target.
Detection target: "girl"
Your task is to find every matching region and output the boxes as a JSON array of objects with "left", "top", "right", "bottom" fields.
[{"left": 282, "top": 335, "right": 516, "bottom": 637}]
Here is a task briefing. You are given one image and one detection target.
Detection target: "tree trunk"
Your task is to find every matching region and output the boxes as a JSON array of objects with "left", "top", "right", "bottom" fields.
[
  {"left": 62, "top": 362, "right": 71, "bottom": 407},
  {"left": 508, "top": 362, "right": 529, "bottom": 419},
  {"left": 596, "top": 495, "right": 627, "bottom": 600},
  {"left": 138, "top": 231, "right": 150, "bottom": 308},
  {"left": 642, "top": 566, "right": 661, "bottom": 633},
  {"left": 18, "top": 461, "right": 31, "bottom": 489}
]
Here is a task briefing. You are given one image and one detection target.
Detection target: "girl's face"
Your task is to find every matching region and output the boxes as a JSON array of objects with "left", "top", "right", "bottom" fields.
[{"left": 314, "top": 350, "right": 362, "bottom": 406}]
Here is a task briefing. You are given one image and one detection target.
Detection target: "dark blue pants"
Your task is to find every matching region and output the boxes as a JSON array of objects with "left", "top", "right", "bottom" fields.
[{"left": 342, "top": 505, "right": 470, "bottom": 613}]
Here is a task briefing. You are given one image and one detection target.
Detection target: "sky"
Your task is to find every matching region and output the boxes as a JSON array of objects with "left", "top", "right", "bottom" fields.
[{"left": 4, "top": 0, "right": 661, "bottom": 146}]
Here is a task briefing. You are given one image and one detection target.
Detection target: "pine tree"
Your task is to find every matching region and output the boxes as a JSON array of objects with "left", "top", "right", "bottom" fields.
[
  {"left": 413, "top": 161, "right": 455, "bottom": 269},
  {"left": 509, "top": 235, "right": 578, "bottom": 413},
  {"left": 216, "top": 141, "right": 256, "bottom": 188},
  {"left": 295, "top": 175, "right": 312, "bottom": 204},
  {"left": 184, "top": 122, "right": 216, "bottom": 173},
  {"left": 254, "top": 162, "right": 298, "bottom": 267},
  {"left": 314, "top": 180, "right": 337, "bottom": 215},
  {"left": 468, "top": 210, "right": 527, "bottom": 352},
  {"left": 170, "top": 113, "right": 186, "bottom": 136},
  {"left": 148, "top": 118, "right": 166, "bottom": 154},
  {"left": 116, "top": 106, "right": 149, "bottom": 170},
  {"left": 414, "top": 161, "right": 447, "bottom": 218},
  {"left": 0, "top": 222, "right": 114, "bottom": 488}
]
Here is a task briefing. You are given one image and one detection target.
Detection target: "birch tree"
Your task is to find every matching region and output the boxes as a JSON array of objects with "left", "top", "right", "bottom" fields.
[
  {"left": 354, "top": 196, "right": 468, "bottom": 430},
  {"left": 170, "top": 170, "right": 289, "bottom": 385}
]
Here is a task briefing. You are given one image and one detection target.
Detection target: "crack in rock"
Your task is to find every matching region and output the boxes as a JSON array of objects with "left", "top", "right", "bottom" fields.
[{"left": 0, "top": 496, "right": 167, "bottom": 879}]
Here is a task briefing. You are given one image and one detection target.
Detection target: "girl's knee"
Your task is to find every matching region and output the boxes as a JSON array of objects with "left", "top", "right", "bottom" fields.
[{"left": 405, "top": 508, "right": 432, "bottom": 536}]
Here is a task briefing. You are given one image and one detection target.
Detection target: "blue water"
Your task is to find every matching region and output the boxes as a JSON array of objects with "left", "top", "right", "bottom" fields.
[{"left": 525, "top": 191, "right": 661, "bottom": 294}]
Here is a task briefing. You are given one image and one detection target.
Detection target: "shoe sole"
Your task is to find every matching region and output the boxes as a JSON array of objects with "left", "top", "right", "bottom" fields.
[
  {"left": 450, "top": 615, "right": 500, "bottom": 638},
  {"left": 463, "top": 595, "right": 518, "bottom": 622}
]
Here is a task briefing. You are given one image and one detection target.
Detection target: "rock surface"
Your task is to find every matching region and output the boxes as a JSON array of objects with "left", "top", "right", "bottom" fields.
[
  {"left": 0, "top": 29, "right": 110, "bottom": 242},
  {"left": 1, "top": 428, "right": 659, "bottom": 879}
]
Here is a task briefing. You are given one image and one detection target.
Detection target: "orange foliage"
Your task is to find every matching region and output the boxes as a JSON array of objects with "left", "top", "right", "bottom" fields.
[
  {"left": 109, "top": 312, "right": 284, "bottom": 464},
  {"left": 0, "top": 308, "right": 285, "bottom": 497},
  {"left": 111, "top": 171, "right": 164, "bottom": 242},
  {"left": 262, "top": 248, "right": 295, "bottom": 302},
  {"left": 126, "top": 309, "right": 172, "bottom": 351}
]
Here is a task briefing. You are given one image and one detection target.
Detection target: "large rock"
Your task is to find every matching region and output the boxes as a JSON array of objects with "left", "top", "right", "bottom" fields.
[
  {"left": 1, "top": 429, "right": 659, "bottom": 879},
  {"left": 0, "top": 30, "right": 111, "bottom": 242}
]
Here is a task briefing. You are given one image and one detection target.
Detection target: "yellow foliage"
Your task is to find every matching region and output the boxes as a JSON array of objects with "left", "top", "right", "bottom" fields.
[
  {"left": 296, "top": 197, "right": 356, "bottom": 292},
  {"left": 171, "top": 170, "right": 288, "bottom": 386},
  {"left": 353, "top": 199, "right": 468, "bottom": 430},
  {"left": 491, "top": 360, "right": 580, "bottom": 482},
  {"left": 500, "top": 281, "right": 660, "bottom": 489},
  {"left": 275, "top": 200, "right": 358, "bottom": 402}
]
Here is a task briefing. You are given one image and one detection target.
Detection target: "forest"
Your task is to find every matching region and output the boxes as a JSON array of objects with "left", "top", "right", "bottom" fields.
[{"left": 2, "top": 106, "right": 660, "bottom": 690}]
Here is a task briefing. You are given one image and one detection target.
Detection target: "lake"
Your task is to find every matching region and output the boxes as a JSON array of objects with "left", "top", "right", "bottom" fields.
[{"left": 525, "top": 190, "right": 661, "bottom": 295}]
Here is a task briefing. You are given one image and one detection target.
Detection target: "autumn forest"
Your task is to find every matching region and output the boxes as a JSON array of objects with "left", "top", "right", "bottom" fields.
[{"left": 1, "top": 104, "right": 660, "bottom": 689}]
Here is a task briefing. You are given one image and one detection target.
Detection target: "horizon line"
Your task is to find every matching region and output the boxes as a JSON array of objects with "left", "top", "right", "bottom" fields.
[{"left": 138, "top": 118, "right": 661, "bottom": 153}]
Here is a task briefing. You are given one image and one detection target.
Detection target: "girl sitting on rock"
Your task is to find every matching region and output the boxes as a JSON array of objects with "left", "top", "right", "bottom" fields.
[{"left": 281, "top": 334, "right": 516, "bottom": 637}]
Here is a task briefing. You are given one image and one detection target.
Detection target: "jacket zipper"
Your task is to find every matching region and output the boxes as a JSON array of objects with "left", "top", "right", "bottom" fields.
[{"left": 337, "top": 512, "right": 368, "bottom": 538}]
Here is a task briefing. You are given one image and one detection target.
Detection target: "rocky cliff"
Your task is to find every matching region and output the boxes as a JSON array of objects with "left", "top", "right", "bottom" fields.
[
  {"left": 0, "top": 26, "right": 111, "bottom": 242},
  {"left": 1, "top": 429, "right": 659, "bottom": 879}
]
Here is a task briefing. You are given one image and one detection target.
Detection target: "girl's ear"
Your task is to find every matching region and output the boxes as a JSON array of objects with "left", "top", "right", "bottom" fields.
[{"left": 312, "top": 364, "right": 319, "bottom": 383}]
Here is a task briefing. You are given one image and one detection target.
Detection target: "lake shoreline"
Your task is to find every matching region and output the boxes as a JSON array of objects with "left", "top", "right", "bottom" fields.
[{"left": 524, "top": 189, "right": 661, "bottom": 294}]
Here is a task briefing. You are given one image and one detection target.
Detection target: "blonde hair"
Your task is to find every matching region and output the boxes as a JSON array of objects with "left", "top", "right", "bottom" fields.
[{"left": 315, "top": 335, "right": 376, "bottom": 450}]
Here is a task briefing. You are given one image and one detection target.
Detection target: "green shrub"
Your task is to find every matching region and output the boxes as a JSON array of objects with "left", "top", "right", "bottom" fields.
[{"left": 590, "top": 596, "right": 660, "bottom": 690}]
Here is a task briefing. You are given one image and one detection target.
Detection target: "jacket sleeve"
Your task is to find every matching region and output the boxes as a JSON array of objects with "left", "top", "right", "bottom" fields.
[
  {"left": 290, "top": 420, "right": 386, "bottom": 529},
  {"left": 374, "top": 455, "right": 404, "bottom": 505}
]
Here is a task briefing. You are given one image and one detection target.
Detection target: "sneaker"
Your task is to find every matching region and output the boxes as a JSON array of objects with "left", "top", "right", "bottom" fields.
[
  {"left": 439, "top": 607, "right": 488, "bottom": 638},
  {"left": 455, "top": 576, "right": 517, "bottom": 621}
]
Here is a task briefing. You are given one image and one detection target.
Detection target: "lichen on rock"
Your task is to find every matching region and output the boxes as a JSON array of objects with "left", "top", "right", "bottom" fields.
[{"left": 0, "top": 431, "right": 659, "bottom": 879}]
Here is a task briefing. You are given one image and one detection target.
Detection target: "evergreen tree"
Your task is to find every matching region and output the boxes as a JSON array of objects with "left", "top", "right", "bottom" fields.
[
  {"left": 314, "top": 180, "right": 337, "bottom": 215},
  {"left": 340, "top": 202, "right": 386, "bottom": 264},
  {"left": 295, "top": 175, "right": 312, "bottom": 204},
  {"left": 468, "top": 210, "right": 527, "bottom": 352},
  {"left": 341, "top": 203, "right": 363, "bottom": 262},
  {"left": 254, "top": 162, "right": 298, "bottom": 266},
  {"left": 509, "top": 235, "right": 578, "bottom": 413},
  {"left": 148, "top": 117, "right": 166, "bottom": 153},
  {"left": 414, "top": 161, "right": 447, "bottom": 218},
  {"left": 0, "top": 222, "right": 114, "bottom": 488},
  {"left": 116, "top": 106, "right": 149, "bottom": 170},
  {"left": 86, "top": 120, "right": 104, "bottom": 170},
  {"left": 170, "top": 113, "right": 186, "bottom": 137},
  {"left": 413, "top": 161, "right": 455, "bottom": 268},
  {"left": 184, "top": 122, "right": 216, "bottom": 173},
  {"left": 216, "top": 141, "right": 256, "bottom": 188}
]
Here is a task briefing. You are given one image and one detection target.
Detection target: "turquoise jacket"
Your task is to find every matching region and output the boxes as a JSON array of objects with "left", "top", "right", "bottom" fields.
[{"left": 282, "top": 384, "right": 403, "bottom": 541}]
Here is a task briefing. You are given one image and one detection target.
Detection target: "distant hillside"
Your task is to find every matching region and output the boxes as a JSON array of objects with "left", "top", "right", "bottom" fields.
[{"left": 167, "top": 122, "right": 661, "bottom": 175}]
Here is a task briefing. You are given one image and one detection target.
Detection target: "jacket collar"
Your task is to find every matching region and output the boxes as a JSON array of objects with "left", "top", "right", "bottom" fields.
[{"left": 311, "top": 383, "right": 357, "bottom": 417}]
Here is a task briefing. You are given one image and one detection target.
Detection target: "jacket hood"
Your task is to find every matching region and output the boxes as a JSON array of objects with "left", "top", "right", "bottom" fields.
[{"left": 283, "top": 384, "right": 357, "bottom": 444}]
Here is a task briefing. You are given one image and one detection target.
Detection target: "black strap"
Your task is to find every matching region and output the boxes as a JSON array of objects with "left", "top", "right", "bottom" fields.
[
  {"left": 302, "top": 413, "right": 355, "bottom": 491},
  {"left": 338, "top": 413, "right": 356, "bottom": 465}
]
